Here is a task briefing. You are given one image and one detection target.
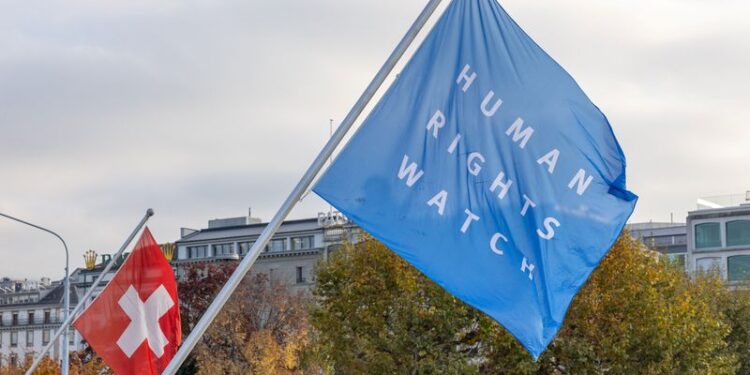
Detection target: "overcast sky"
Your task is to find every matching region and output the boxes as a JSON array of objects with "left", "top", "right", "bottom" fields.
[{"left": 1, "top": 0, "right": 749, "bottom": 280}]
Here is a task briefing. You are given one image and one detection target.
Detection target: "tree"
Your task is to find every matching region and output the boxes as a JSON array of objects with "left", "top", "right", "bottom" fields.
[
  {"left": 310, "top": 239, "right": 489, "bottom": 374},
  {"left": 176, "top": 262, "right": 237, "bottom": 374},
  {"left": 192, "top": 273, "right": 312, "bottom": 374},
  {"left": 310, "top": 235, "right": 738, "bottom": 374},
  {"left": 713, "top": 288, "right": 750, "bottom": 375},
  {"left": 2, "top": 350, "right": 111, "bottom": 375},
  {"left": 69, "top": 348, "right": 113, "bottom": 375},
  {"left": 178, "top": 262, "right": 238, "bottom": 335},
  {"left": 177, "top": 262, "right": 313, "bottom": 374}
]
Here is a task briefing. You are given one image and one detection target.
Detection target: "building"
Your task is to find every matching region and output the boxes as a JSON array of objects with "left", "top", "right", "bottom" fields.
[
  {"left": 174, "top": 211, "right": 361, "bottom": 292},
  {"left": 626, "top": 222, "right": 687, "bottom": 268},
  {"left": 0, "top": 250, "right": 134, "bottom": 367},
  {"left": 69, "top": 252, "right": 124, "bottom": 311},
  {"left": 0, "top": 279, "right": 80, "bottom": 367},
  {"left": 687, "top": 201, "right": 750, "bottom": 283}
]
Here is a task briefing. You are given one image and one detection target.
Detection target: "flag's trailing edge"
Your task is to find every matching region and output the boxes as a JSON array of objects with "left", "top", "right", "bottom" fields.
[{"left": 314, "top": 0, "right": 636, "bottom": 359}]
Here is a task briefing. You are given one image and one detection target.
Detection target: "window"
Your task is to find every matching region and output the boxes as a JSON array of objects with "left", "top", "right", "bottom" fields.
[
  {"left": 69, "top": 329, "right": 75, "bottom": 345},
  {"left": 296, "top": 266, "right": 305, "bottom": 284},
  {"left": 696, "top": 257, "right": 722, "bottom": 274},
  {"left": 267, "top": 239, "right": 287, "bottom": 253},
  {"left": 727, "top": 220, "right": 750, "bottom": 247},
  {"left": 26, "top": 330, "right": 33, "bottom": 347},
  {"left": 668, "top": 253, "right": 686, "bottom": 269},
  {"left": 43, "top": 310, "right": 51, "bottom": 324},
  {"left": 728, "top": 255, "right": 750, "bottom": 282},
  {"left": 350, "top": 228, "right": 363, "bottom": 243},
  {"left": 238, "top": 241, "right": 255, "bottom": 255},
  {"left": 188, "top": 246, "right": 208, "bottom": 259},
  {"left": 695, "top": 222, "right": 721, "bottom": 249},
  {"left": 43, "top": 330, "right": 50, "bottom": 345},
  {"left": 291, "top": 236, "right": 314, "bottom": 250},
  {"left": 10, "top": 331, "right": 17, "bottom": 347},
  {"left": 648, "top": 235, "right": 674, "bottom": 247},
  {"left": 28, "top": 311, "right": 34, "bottom": 325},
  {"left": 11, "top": 312, "right": 18, "bottom": 326},
  {"left": 212, "top": 243, "right": 235, "bottom": 256}
]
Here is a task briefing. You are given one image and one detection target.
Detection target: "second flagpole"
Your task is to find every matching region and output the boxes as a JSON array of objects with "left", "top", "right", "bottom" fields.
[{"left": 162, "top": 1, "right": 444, "bottom": 373}]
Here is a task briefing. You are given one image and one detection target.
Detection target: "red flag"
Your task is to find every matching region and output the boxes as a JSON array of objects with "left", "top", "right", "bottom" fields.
[{"left": 74, "top": 227, "right": 181, "bottom": 375}]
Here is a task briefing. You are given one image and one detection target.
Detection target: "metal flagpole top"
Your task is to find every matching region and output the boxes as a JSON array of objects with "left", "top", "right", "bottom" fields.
[{"left": 162, "top": 1, "right": 444, "bottom": 373}]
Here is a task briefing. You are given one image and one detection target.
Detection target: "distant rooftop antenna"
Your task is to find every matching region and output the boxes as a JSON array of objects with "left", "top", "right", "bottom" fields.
[{"left": 328, "top": 118, "right": 334, "bottom": 215}]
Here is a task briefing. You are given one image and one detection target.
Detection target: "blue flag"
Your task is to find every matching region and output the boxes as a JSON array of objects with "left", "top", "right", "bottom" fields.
[{"left": 314, "top": 0, "right": 637, "bottom": 359}]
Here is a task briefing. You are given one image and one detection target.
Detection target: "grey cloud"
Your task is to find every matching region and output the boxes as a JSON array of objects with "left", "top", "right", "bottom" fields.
[{"left": 1, "top": 0, "right": 749, "bottom": 278}]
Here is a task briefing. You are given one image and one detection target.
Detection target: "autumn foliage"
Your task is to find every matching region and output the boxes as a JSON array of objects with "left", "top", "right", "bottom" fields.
[
  {"left": 310, "top": 234, "right": 748, "bottom": 374},
  {"left": 177, "top": 263, "right": 311, "bottom": 375},
  {"left": 16, "top": 233, "right": 750, "bottom": 374}
]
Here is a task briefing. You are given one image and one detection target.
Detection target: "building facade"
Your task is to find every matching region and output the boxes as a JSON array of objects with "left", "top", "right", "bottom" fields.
[
  {"left": 0, "top": 253, "right": 128, "bottom": 368},
  {"left": 627, "top": 222, "right": 688, "bottom": 268},
  {"left": 0, "top": 279, "right": 80, "bottom": 367},
  {"left": 0, "top": 212, "right": 358, "bottom": 366},
  {"left": 687, "top": 203, "right": 750, "bottom": 283},
  {"left": 174, "top": 211, "right": 360, "bottom": 292}
]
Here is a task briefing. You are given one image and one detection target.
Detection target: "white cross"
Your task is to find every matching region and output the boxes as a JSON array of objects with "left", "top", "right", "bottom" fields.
[{"left": 116, "top": 284, "right": 174, "bottom": 358}]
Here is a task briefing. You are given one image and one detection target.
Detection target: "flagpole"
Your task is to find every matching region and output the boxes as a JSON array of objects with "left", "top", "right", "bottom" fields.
[
  {"left": 162, "top": 1, "right": 444, "bottom": 373},
  {"left": 24, "top": 209, "right": 154, "bottom": 375}
]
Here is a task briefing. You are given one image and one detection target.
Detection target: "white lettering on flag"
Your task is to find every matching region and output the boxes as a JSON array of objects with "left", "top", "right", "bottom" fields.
[
  {"left": 490, "top": 171, "right": 513, "bottom": 200},
  {"left": 427, "top": 190, "right": 449, "bottom": 216},
  {"left": 568, "top": 169, "right": 593, "bottom": 196},
  {"left": 537, "top": 217, "right": 561, "bottom": 240},
  {"left": 397, "top": 155, "right": 424, "bottom": 187},
  {"left": 520, "top": 195, "right": 537, "bottom": 216},
  {"left": 521, "top": 258, "right": 535, "bottom": 280},
  {"left": 426, "top": 110, "right": 445, "bottom": 138},
  {"left": 447, "top": 134, "right": 462, "bottom": 154},
  {"left": 490, "top": 233, "right": 508, "bottom": 255},
  {"left": 467, "top": 152, "right": 485, "bottom": 176},
  {"left": 505, "top": 117, "right": 534, "bottom": 149},
  {"left": 116, "top": 285, "right": 174, "bottom": 358},
  {"left": 456, "top": 64, "right": 477, "bottom": 92},
  {"left": 481, "top": 91, "right": 503, "bottom": 117},
  {"left": 461, "top": 209, "right": 480, "bottom": 233},
  {"left": 537, "top": 149, "right": 560, "bottom": 174}
]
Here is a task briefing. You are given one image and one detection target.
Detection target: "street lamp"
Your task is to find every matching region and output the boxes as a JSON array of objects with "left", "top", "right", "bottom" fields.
[{"left": 0, "top": 212, "right": 70, "bottom": 375}]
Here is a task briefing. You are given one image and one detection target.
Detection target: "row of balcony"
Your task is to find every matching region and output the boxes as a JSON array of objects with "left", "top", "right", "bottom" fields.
[{"left": 0, "top": 317, "right": 63, "bottom": 327}]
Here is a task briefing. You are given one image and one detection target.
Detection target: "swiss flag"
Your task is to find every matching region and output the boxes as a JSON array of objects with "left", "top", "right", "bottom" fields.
[{"left": 74, "top": 228, "right": 182, "bottom": 375}]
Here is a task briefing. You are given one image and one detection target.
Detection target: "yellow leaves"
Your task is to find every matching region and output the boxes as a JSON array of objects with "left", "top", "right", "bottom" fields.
[
  {"left": 190, "top": 273, "right": 312, "bottom": 374},
  {"left": 243, "top": 330, "right": 283, "bottom": 375}
]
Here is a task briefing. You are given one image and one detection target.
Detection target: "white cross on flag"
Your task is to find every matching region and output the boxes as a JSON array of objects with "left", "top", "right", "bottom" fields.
[{"left": 74, "top": 228, "right": 181, "bottom": 375}]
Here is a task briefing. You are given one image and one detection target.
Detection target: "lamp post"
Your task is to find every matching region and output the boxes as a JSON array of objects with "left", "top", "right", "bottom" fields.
[{"left": 0, "top": 212, "right": 70, "bottom": 375}]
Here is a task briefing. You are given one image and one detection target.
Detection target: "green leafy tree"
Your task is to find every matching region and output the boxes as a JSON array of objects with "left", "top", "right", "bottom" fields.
[
  {"left": 310, "top": 235, "right": 738, "bottom": 374},
  {"left": 311, "top": 239, "right": 498, "bottom": 374},
  {"left": 714, "top": 288, "right": 750, "bottom": 375}
]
